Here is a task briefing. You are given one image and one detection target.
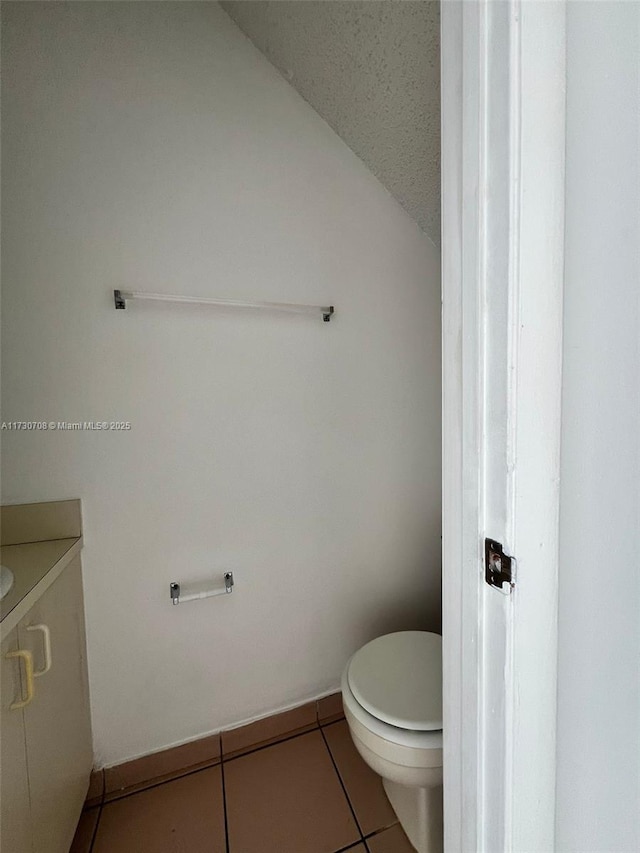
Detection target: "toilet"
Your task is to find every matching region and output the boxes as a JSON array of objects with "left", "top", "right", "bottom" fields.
[{"left": 341, "top": 631, "right": 443, "bottom": 853}]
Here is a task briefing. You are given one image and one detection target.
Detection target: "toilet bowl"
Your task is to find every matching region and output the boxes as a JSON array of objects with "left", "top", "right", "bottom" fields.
[{"left": 341, "top": 631, "right": 443, "bottom": 853}]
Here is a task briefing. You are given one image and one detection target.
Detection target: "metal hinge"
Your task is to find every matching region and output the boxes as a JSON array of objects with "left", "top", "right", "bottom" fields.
[{"left": 485, "top": 538, "right": 516, "bottom": 593}]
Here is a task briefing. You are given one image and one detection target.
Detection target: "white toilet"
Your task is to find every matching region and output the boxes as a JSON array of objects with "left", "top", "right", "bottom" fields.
[{"left": 341, "top": 631, "right": 443, "bottom": 853}]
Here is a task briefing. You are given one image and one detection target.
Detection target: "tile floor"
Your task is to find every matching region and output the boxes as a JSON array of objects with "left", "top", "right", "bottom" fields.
[{"left": 71, "top": 713, "right": 415, "bottom": 853}]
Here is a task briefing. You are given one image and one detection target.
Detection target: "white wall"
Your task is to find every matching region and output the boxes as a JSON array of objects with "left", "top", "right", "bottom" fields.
[
  {"left": 556, "top": 3, "right": 640, "bottom": 850},
  {"left": 1, "top": 2, "right": 441, "bottom": 767}
]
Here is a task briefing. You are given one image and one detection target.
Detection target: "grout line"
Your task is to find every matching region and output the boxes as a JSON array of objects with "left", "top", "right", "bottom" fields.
[
  {"left": 220, "top": 753, "right": 230, "bottom": 853},
  {"left": 362, "top": 822, "right": 401, "bottom": 851},
  {"left": 319, "top": 716, "right": 346, "bottom": 731},
  {"left": 101, "top": 752, "right": 224, "bottom": 803},
  {"left": 332, "top": 842, "right": 368, "bottom": 853},
  {"left": 319, "top": 725, "right": 365, "bottom": 839},
  {"left": 87, "top": 769, "right": 105, "bottom": 853},
  {"left": 88, "top": 806, "right": 101, "bottom": 853},
  {"left": 319, "top": 715, "right": 346, "bottom": 728},
  {"left": 363, "top": 822, "right": 400, "bottom": 840},
  {"left": 98, "top": 762, "right": 221, "bottom": 805},
  {"left": 316, "top": 703, "right": 345, "bottom": 728},
  {"left": 223, "top": 722, "right": 320, "bottom": 764}
]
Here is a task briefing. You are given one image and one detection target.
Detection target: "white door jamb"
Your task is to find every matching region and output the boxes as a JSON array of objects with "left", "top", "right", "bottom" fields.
[{"left": 441, "top": 2, "right": 567, "bottom": 850}]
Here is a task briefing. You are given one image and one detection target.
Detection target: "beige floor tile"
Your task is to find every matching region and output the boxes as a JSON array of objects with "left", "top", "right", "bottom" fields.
[
  {"left": 225, "top": 730, "right": 360, "bottom": 853},
  {"left": 323, "top": 721, "right": 397, "bottom": 835},
  {"left": 93, "top": 767, "right": 225, "bottom": 853},
  {"left": 69, "top": 808, "right": 99, "bottom": 853},
  {"left": 367, "top": 824, "right": 415, "bottom": 853}
]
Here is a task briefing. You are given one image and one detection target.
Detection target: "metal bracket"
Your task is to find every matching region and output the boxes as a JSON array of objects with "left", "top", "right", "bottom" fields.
[
  {"left": 170, "top": 572, "right": 234, "bottom": 605},
  {"left": 485, "top": 538, "right": 516, "bottom": 593},
  {"left": 323, "top": 306, "right": 335, "bottom": 322},
  {"left": 114, "top": 289, "right": 126, "bottom": 309}
]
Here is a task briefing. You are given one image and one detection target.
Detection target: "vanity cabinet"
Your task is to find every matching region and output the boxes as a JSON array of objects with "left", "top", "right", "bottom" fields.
[
  {"left": 1, "top": 556, "right": 92, "bottom": 853},
  {"left": 1, "top": 627, "right": 32, "bottom": 853}
]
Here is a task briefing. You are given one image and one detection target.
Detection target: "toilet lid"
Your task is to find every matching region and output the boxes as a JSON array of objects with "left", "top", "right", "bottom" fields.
[{"left": 347, "top": 631, "right": 442, "bottom": 731}]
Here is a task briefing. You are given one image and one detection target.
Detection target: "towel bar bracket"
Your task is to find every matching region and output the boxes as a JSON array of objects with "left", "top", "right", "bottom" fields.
[{"left": 170, "top": 572, "right": 234, "bottom": 605}]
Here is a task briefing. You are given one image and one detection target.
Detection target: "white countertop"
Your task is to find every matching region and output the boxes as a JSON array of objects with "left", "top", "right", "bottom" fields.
[{"left": 0, "top": 537, "right": 83, "bottom": 640}]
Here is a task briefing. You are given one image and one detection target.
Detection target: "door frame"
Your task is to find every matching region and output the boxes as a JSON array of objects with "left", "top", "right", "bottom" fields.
[{"left": 441, "top": 2, "right": 567, "bottom": 850}]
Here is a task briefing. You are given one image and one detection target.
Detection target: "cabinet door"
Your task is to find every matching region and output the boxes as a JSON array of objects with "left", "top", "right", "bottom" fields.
[
  {"left": 18, "top": 557, "right": 93, "bottom": 853},
  {"left": 1, "top": 627, "right": 33, "bottom": 853}
]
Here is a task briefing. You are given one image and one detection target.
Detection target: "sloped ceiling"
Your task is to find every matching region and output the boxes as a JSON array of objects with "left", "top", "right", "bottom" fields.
[{"left": 220, "top": 1, "right": 441, "bottom": 243}]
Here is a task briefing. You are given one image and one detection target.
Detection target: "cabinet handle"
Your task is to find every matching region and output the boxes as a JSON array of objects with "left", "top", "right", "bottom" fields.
[
  {"left": 26, "top": 623, "right": 52, "bottom": 676},
  {"left": 5, "top": 649, "right": 35, "bottom": 710}
]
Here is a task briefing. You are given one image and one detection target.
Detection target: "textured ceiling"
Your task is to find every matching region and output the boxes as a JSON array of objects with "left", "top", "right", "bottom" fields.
[{"left": 220, "top": 1, "right": 441, "bottom": 242}]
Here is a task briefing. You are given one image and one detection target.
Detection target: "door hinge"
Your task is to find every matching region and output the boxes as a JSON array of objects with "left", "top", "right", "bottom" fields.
[{"left": 485, "top": 538, "right": 516, "bottom": 593}]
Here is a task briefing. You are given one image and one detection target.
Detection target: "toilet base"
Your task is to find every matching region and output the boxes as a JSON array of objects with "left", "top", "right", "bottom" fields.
[{"left": 382, "top": 777, "right": 443, "bottom": 853}]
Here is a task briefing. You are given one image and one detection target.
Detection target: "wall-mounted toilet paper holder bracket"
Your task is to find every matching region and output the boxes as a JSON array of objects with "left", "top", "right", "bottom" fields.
[{"left": 170, "top": 572, "right": 234, "bottom": 605}]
